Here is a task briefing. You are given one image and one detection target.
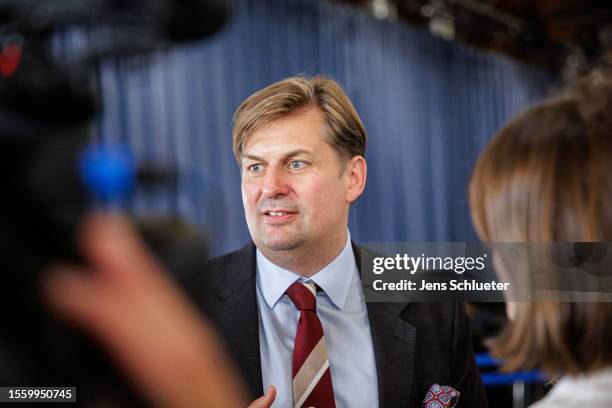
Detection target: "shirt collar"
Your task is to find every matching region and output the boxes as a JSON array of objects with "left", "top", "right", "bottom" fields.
[{"left": 256, "top": 231, "right": 356, "bottom": 311}]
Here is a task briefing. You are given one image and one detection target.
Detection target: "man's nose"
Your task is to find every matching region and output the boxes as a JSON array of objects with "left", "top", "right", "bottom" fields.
[{"left": 261, "top": 166, "right": 289, "bottom": 198}]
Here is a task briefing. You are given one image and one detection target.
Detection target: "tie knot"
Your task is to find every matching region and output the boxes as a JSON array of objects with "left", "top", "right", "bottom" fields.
[{"left": 286, "top": 282, "right": 317, "bottom": 312}]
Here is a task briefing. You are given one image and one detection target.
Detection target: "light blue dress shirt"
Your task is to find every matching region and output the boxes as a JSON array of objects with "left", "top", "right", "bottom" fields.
[{"left": 256, "top": 231, "right": 379, "bottom": 408}]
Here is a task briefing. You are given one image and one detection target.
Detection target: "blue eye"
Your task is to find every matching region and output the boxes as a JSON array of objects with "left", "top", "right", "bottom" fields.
[
  {"left": 289, "top": 160, "right": 306, "bottom": 170},
  {"left": 248, "top": 163, "right": 264, "bottom": 173}
]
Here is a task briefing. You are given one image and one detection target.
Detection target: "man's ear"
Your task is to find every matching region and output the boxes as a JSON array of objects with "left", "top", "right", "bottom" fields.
[{"left": 344, "top": 155, "right": 367, "bottom": 203}]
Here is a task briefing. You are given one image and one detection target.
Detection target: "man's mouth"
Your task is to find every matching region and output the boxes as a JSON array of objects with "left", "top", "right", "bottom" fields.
[
  {"left": 266, "top": 211, "right": 292, "bottom": 216},
  {"left": 262, "top": 210, "right": 297, "bottom": 223}
]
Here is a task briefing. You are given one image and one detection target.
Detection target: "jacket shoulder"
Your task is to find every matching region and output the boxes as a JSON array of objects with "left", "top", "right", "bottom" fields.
[
  {"left": 206, "top": 242, "right": 256, "bottom": 298},
  {"left": 209, "top": 242, "right": 255, "bottom": 272}
]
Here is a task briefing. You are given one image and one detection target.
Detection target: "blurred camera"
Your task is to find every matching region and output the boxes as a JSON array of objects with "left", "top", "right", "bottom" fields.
[{"left": 0, "top": 1, "right": 229, "bottom": 405}]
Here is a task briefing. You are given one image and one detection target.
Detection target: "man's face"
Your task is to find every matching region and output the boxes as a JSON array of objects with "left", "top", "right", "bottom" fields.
[{"left": 240, "top": 106, "right": 352, "bottom": 254}]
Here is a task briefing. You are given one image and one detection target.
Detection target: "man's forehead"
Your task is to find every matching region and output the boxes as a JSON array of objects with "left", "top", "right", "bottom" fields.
[
  {"left": 241, "top": 143, "right": 318, "bottom": 164},
  {"left": 242, "top": 110, "right": 329, "bottom": 156},
  {"left": 243, "top": 147, "right": 313, "bottom": 161}
]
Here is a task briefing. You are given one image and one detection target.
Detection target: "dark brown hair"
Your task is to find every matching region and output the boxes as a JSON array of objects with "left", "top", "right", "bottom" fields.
[{"left": 469, "top": 70, "right": 612, "bottom": 374}]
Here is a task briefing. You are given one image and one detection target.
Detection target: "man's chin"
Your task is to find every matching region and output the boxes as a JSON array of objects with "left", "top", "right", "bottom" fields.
[
  {"left": 263, "top": 241, "right": 301, "bottom": 252},
  {"left": 260, "top": 236, "right": 304, "bottom": 252}
]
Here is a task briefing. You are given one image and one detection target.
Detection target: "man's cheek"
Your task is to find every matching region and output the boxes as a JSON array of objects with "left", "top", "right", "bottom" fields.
[
  {"left": 313, "top": 182, "right": 344, "bottom": 207},
  {"left": 241, "top": 183, "right": 259, "bottom": 206}
]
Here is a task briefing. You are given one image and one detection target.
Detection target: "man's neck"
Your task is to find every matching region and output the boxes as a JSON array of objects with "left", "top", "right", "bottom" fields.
[{"left": 259, "top": 233, "right": 348, "bottom": 277}]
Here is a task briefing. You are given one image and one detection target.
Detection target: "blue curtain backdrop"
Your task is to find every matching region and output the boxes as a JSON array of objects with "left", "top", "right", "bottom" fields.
[{"left": 59, "top": 0, "right": 554, "bottom": 255}]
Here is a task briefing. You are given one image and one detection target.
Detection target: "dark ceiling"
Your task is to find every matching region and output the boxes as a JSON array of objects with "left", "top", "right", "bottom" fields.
[{"left": 333, "top": 0, "right": 612, "bottom": 76}]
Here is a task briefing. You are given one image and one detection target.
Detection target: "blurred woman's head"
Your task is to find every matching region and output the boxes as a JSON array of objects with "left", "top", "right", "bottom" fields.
[{"left": 469, "top": 70, "right": 612, "bottom": 375}]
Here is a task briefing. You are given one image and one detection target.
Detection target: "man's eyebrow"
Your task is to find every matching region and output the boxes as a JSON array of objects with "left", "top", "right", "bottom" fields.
[
  {"left": 242, "top": 153, "right": 266, "bottom": 162},
  {"left": 283, "top": 149, "right": 314, "bottom": 160},
  {"left": 242, "top": 149, "right": 314, "bottom": 163}
]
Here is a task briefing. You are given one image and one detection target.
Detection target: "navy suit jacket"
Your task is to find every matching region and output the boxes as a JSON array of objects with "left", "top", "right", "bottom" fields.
[{"left": 207, "top": 242, "right": 488, "bottom": 408}]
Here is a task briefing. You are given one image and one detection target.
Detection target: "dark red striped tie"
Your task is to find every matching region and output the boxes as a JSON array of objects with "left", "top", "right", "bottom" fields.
[{"left": 286, "top": 282, "right": 336, "bottom": 408}]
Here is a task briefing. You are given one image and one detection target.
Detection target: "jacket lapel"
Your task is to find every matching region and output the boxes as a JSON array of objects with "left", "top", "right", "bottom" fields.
[
  {"left": 353, "top": 242, "right": 417, "bottom": 407},
  {"left": 366, "top": 302, "right": 417, "bottom": 407},
  {"left": 212, "top": 242, "right": 263, "bottom": 399}
]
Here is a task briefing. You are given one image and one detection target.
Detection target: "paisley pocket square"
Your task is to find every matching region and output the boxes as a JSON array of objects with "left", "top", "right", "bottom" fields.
[{"left": 422, "top": 383, "right": 460, "bottom": 408}]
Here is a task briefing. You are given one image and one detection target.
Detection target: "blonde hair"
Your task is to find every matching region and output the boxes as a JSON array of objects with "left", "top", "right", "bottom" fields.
[
  {"left": 469, "top": 70, "right": 612, "bottom": 375},
  {"left": 232, "top": 76, "right": 366, "bottom": 166}
]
